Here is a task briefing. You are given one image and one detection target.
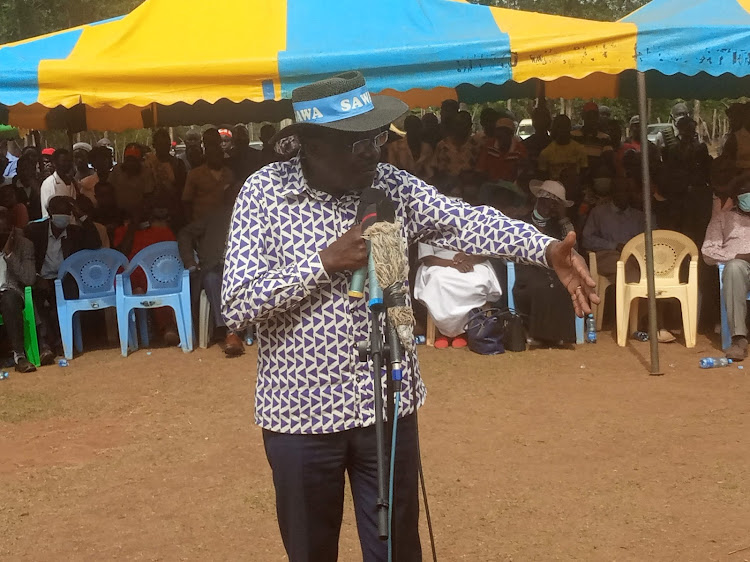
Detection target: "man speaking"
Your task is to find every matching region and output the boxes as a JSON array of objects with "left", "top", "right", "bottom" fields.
[{"left": 222, "top": 71, "right": 598, "bottom": 562}]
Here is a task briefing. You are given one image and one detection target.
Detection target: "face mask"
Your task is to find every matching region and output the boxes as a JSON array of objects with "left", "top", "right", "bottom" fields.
[
  {"left": 738, "top": 192, "right": 750, "bottom": 212},
  {"left": 532, "top": 206, "right": 549, "bottom": 227},
  {"left": 593, "top": 177, "right": 612, "bottom": 195},
  {"left": 152, "top": 208, "right": 169, "bottom": 220},
  {"left": 51, "top": 214, "right": 71, "bottom": 229}
]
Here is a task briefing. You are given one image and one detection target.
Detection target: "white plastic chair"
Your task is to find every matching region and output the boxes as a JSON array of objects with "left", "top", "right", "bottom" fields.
[
  {"left": 615, "top": 230, "right": 699, "bottom": 348},
  {"left": 588, "top": 252, "right": 613, "bottom": 331}
]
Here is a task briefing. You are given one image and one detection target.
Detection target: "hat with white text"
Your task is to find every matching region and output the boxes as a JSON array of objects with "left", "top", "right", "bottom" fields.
[{"left": 276, "top": 71, "right": 408, "bottom": 140}]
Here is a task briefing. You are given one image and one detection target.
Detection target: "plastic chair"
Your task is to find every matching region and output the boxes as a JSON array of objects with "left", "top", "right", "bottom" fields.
[
  {"left": 55, "top": 249, "right": 130, "bottom": 360},
  {"left": 115, "top": 241, "right": 193, "bottom": 357},
  {"left": 615, "top": 230, "right": 698, "bottom": 348},
  {"left": 718, "top": 263, "right": 750, "bottom": 350},
  {"left": 507, "top": 261, "right": 585, "bottom": 345},
  {"left": 0, "top": 286, "right": 41, "bottom": 367},
  {"left": 588, "top": 252, "right": 613, "bottom": 331}
]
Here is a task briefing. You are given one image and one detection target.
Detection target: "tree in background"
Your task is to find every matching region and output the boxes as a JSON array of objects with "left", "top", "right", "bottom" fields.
[
  {"left": 0, "top": 0, "right": 648, "bottom": 45},
  {"left": 0, "top": 0, "right": 145, "bottom": 44}
]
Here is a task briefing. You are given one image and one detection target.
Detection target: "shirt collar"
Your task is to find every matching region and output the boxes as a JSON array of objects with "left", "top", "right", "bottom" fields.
[
  {"left": 278, "top": 156, "right": 372, "bottom": 204},
  {"left": 610, "top": 201, "right": 631, "bottom": 215},
  {"left": 53, "top": 171, "right": 71, "bottom": 186}
]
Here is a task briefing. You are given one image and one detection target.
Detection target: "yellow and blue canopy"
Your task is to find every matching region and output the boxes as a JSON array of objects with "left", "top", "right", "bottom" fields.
[
  {"left": 3, "top": 0, "right": 746, "bottom": 131},
  {"left": 618, "top": 0, "right": 750, "bottom": 98},
  {"left": 474, "top": 0, "right": 750, "bottom": 101},
  {"left": 0, "top": 0, "right": 637, "bottom": 130}
]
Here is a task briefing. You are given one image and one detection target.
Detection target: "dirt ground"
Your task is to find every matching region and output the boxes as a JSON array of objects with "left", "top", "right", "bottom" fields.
[{"left": 1, "top": 332, "right": 749, "bottom": 562}]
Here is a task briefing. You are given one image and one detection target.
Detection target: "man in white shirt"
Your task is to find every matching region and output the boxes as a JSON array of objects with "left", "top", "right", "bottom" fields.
[{"left": 40, "top": 149, "right": 77, "bottom": 218}]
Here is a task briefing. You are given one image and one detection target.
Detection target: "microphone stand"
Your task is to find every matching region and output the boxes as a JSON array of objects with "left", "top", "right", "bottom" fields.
[
  {"left": 358, "top": 253, "right": 390, "bottom": 541},
  {"left": 357, "top": 277, "right": 408, "bottom": 547}
]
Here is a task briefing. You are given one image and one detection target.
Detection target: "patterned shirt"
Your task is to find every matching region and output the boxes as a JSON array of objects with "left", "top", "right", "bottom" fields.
[
  {"left": 433, "top": 136, "right": 482, "bottom": 177},
  {"left": 222, "top": 157, "right": 555, "bottom": 434},
  {"left": 571, "top": 127, "right": 613, "bottom": 170}
]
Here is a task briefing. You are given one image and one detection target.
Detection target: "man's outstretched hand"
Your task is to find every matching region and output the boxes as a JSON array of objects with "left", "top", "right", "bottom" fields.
[{"left": 546, "top": 231, "right": 600, "bottom": 317}]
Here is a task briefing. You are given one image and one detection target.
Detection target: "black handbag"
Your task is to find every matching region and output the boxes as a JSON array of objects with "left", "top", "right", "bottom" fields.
[
  {"left": 464, "top": 307, "right": 505, "bottom": 355},
  {"left": 499, "top": 309, "right": 527, "bottom": 352}
]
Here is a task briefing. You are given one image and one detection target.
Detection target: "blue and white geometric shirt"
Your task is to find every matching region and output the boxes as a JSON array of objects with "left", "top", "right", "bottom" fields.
[{"left": 222, "top": 156, "right": 555, "bottom": 435}]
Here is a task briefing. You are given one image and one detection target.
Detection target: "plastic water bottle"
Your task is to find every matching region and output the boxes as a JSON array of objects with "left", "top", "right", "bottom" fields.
[
  {"left": 633, "top": 331, "right": 649, "bottom": 342},
  {"left": 58, "top": 359, "right": 69, "bottom": 367},
  {"left": 0, "top": 371, "right": 9, "bottom": 380},
  {"left": 415, "top": 335, "right": 426, "bottom": 345},
  {"left": 585, "top": 314, "right": 596, "bottom": 343},
  {"left": 699, "top": 357, "right": 732, "bottom": 369}
]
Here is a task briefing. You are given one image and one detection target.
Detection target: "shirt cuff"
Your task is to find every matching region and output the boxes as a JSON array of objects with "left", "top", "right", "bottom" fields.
[
  {"left": 537, "top": 235, "right": 557, "bottom": 268},
  {"left": 299, "top": 251, "right": 332, "bottom": 293}
]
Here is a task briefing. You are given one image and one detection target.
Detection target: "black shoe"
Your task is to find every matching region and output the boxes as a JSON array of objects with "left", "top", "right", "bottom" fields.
[
  {"left": 39, "top": 348, "right": 55, "bottom": 366},
  {"left": 15, "top": 357, "right": 36, "bottom": 373}
]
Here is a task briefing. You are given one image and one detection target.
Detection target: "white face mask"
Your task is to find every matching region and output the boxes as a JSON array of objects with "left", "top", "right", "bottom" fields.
[{"left": 50, "top": 214, "right": 71, "bottom": 229}]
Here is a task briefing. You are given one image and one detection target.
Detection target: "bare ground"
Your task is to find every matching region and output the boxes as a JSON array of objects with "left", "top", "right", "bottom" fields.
[{"left": 1, "top": 333, "right": 749, "bottom": 561}]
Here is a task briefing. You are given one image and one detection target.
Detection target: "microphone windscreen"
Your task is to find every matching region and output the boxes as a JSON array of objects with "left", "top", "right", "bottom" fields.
[
  {"left": 356, "top": 188, "right": 387, "bottom": 222},
  {"left": 375, "top": 197, "right": 396, "bottom": 224}
]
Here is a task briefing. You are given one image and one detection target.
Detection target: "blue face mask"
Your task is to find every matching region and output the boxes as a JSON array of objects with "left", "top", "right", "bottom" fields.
[
  {"left": 532, "top": 206, "right": 549, "bottom": 227},
  {"left": 738, "top": 192, "right": 750, "bottom": 212},
  {"left": 50, "top": 214, "right": 71, "bottom": 230}
]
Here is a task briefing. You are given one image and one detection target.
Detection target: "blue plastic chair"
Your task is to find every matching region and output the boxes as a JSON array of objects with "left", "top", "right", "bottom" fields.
[
  {"left": 55, "top": 249, "right": 131, "bottom": 360},
  {"left": 115, "top": 241, "right": 193, "bottom": 357},
  {"left": 718, "top": 263, "right": 750, "bottom": 350},
  {"left": 507, "top": 261, "right": 584, "bottom": 345}
]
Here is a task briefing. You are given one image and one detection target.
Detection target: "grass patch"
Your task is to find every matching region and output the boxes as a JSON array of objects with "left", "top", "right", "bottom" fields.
[{"left": 0, "top": 390, "right": 63, "bottom": 423}]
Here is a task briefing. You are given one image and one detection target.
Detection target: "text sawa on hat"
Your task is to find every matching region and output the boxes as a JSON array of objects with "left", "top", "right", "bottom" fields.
[{"left": 277, "top": 71, "right": 409, "bottom": 140}]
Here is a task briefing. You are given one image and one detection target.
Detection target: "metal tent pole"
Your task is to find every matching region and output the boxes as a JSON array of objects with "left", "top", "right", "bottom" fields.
[{"left": 637, "top": 71, "right": 662, "bottom": 376}]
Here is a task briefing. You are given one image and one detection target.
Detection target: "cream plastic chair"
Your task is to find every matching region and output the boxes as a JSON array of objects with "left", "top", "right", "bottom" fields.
[
  {"left": 615, "top": 230, "right": 699, "bottom": 347},
  {"left": 588, "top": 252, "right": 613, "bottom": 331}
]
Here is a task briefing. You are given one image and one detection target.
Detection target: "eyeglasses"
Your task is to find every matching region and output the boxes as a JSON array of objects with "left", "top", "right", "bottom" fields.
[{"left": 349, "top": 130, "right": 389, "bottom": 155}]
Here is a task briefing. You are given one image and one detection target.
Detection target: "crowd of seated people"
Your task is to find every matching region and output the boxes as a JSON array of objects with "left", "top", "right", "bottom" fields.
[
  {"left": 0, "top": 124, "right": 280, "bottom": 371},
  {"left": 4, "top": 98, "right": 750, "bottom": 366},
  {"left": 391, "top": 99, "right": 750, "bottom": 357}
]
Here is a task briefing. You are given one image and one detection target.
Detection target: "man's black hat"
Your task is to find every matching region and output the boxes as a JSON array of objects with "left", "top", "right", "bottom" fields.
[{"left": 276, "top": 71, "right": 408, "bottom": 140}]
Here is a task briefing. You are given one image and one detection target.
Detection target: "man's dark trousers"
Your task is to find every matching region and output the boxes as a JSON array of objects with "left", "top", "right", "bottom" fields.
[
  {"left": 263, "top": 413, "right": 422, "bottom": 562},
  {"left": 0, "top": 289, "right": 26, "bottom": 355}
]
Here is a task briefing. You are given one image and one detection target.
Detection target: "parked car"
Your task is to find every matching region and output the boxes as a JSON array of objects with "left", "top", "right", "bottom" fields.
[
  {"left": 647, "top": 123, "right": 677, "bottom": 149},
  {"left": 517, "top": 119, "right": 534, "bottom": 140}
]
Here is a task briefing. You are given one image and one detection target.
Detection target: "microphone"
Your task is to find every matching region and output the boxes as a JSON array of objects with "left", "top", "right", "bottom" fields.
[
  {"left": 349, "top": 188, "right": 388, "bottom": 298},
  {"left": 364, "top": 198, "right": 416, "bottom": 353}
]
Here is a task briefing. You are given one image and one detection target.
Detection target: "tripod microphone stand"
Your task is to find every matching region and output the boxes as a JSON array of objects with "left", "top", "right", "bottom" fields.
[{"left": 357, "top": 254, "right": 405, "bottom": 549}]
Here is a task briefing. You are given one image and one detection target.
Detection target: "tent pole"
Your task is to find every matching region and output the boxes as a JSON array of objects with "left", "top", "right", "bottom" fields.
[{"left": 637, "top": 71, "right": 662, "bottom": 376}]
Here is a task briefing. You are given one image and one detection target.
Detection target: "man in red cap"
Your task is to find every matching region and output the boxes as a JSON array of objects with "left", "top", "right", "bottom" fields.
[
  {"left": 477, "top": 116, "right": 527, "bottom": 182},
  {"left": 108, "top": 143, "right": 154, "bottom": 215},
  {"left": 571, "top": 101, "right": 614, "bottom": 175}
]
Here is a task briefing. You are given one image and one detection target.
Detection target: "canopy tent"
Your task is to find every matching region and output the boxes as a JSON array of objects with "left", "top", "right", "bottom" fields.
[
  {"left": 0, "top": 0, "right": 638, "bottom": 131},
  {"left": 509, "top": 0, "right": 750, "bottom": 101}
]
